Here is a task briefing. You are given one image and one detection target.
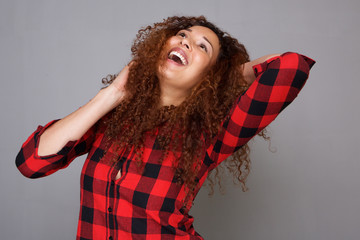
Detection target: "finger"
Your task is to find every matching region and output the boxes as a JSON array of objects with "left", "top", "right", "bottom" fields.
[{"left": 127, "top": 60, "right": 136, "bottom": 68}]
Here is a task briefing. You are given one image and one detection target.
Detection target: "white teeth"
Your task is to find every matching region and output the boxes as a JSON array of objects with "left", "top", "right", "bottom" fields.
[{"left": 169, "top": 51, "right": 187, "bottom": 65}]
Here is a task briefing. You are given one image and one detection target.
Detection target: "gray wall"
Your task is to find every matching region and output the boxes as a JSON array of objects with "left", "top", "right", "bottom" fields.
[{"left": 1, "top": 0, "right": 359, "bottom": 239}]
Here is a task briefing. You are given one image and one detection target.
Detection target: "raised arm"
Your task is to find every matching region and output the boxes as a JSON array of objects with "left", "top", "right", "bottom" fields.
[
  {"left": 16, "top": 65, "right": 129, "bottom": 178},
  {"left": 206, "top": 52, "right": 316, "bottom": 168},
  {"left": 38, "top": 65, "right": 129, "bottom": 156}
]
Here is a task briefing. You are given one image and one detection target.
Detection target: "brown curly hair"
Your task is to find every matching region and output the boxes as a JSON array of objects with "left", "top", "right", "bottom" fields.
[{"left": 102, "top": 16, "right": 262, "bottom": 205}]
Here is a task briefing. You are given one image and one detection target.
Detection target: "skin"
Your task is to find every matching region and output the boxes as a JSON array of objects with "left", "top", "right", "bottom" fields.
[
  {"left": 157, "top": 26, "right": 220, "bottom": 106},
  {"left": 37, "top": 25, "right": 279, "bottom": 163}
]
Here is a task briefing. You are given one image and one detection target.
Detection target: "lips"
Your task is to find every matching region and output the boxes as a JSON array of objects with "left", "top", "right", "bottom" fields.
[{"left": 168, "top": 47, "right": 188, "bottom": 66}]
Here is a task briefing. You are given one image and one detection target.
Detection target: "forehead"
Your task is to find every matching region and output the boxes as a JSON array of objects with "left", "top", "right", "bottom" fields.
[
  {"left": 187, "top": 25, "right": 220, "bottom": 58},
  {"left": 187, "top": 26, "right": 220, "bottom": 45}
]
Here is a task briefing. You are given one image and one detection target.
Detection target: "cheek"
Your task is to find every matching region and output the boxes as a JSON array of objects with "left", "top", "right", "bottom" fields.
[
  {"left": 166, "top": 37, "right": 178, "bottom": 46},
  {"left": 192, "top": 54, "right": 211, "bottom": 74}
]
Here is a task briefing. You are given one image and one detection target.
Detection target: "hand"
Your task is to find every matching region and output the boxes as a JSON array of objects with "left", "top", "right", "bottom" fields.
[
  {"left": 102, "top": 64, "right": 132, "bottom": 106},
  {"left": 110, "top": 64, "right": 130, "bottom": 93}
]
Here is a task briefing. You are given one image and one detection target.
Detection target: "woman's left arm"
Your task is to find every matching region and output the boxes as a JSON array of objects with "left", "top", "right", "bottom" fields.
[{"left": 205, "top": 52, "right": 316, "bottom": 169}]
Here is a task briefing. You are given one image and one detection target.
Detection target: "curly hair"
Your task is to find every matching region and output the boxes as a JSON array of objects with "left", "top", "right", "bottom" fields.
[{"left": 101, "top": 16, "right": 262, "bottom": 205}]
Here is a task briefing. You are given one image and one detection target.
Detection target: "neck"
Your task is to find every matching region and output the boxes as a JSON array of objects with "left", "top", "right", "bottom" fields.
[{"left": 160, "top": 85, "right": 189, "bottom": 106}]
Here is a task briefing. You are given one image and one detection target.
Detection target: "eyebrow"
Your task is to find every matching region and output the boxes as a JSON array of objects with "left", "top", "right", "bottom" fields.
[{"left": 184, "top": 28, "right": 214, "bottom": 52}]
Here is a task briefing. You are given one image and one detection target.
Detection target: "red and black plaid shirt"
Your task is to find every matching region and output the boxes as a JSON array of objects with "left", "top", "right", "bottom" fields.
[{"left": 16, "top": 52, "right": 315, "bottom": 240}]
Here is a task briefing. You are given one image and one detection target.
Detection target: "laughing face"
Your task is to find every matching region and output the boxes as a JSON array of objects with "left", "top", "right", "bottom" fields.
[{"left": 157, "top": 26, "right": 220, "bottom": 104}]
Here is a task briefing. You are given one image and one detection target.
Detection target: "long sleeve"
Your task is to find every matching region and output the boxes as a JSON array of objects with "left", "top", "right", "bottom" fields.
[
  {"left": 205, "top": 52, "right": 316, "bottom": 168},
  {"left": 15, "top": 119, "right": 96, "bottom": 178}
]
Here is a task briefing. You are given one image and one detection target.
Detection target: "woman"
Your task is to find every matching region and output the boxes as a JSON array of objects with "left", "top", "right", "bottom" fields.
[{"left": 16, "top": 16, "right": 315, "bottom": 240}]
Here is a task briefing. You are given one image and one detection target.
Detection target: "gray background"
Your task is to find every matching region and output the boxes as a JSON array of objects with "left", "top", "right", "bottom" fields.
[{"left": 1, "top": 0, "right": 359, "bottom": 239}]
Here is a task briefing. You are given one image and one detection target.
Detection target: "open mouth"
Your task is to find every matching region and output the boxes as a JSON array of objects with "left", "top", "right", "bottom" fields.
[{"left": 168, "top": 49, "right": 188, "bottom": 66}]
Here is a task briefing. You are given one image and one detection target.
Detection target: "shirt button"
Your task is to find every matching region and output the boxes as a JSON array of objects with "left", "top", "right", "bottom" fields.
[
  {"left": 109, "top": 236, "right": 113, "bottom": 240},
  {"left": 108, "top": 207, "right": 112, "bottom": 212},
  {"left": 111, "top": 180, "right": 115, "bottom": 185}
]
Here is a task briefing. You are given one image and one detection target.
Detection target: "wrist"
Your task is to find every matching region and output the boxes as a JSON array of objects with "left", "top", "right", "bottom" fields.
[{"left": 94, "top": 86, "right": 125, "bottom": 111}]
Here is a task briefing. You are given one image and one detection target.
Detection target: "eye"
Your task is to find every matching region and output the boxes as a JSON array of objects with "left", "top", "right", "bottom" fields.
[
  {"left": 199, "top": 43, "right": 208, "bottom": 52},
  {"left": 178, "top": 32, "right": 186, "bottom": 38}
]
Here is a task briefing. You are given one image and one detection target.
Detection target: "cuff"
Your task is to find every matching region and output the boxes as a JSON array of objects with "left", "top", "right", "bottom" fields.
[
  {"left": 33, "top": 120, "right": 78, "bottom": 160},
  {"left": 252, "top": 52, "right": 316, "bottom": 78}
]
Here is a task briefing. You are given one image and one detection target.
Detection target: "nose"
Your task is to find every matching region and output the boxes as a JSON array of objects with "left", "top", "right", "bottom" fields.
[{"left": 180, "top": 39, "right": 191, "bottom": 50}]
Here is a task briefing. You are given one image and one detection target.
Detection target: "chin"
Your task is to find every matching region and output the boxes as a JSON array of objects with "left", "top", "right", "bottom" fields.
[{"left": 157, "top": 62, "right": 175, "bottom": 80}]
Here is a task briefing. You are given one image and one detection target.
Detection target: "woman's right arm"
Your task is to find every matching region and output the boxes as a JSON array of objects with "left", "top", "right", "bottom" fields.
[
  {"left": 38, "top": 65, "right": 129, "bottom": 156},
  {"left": 16, "top": 65, "right": 130, "bottom": 178}
]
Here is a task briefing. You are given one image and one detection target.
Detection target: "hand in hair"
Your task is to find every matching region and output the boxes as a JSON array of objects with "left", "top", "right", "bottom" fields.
[
  {"left": 37, "top": 65, "right": 131, "bottom": 156},
  {"left": 105, "top": 64, "right": 130, "bottom": 105}
]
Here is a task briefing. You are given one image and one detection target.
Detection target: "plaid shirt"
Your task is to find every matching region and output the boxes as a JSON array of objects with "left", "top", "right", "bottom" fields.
[{"left": 16, "top": 52, "right": 315, "bottom": 240}]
